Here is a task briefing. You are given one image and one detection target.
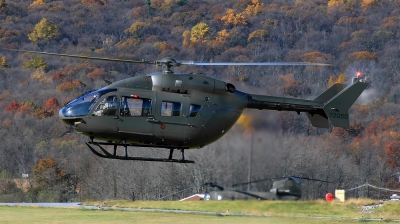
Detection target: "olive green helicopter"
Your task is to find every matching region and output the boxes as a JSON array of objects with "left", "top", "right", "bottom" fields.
[
  {"left": 203, "top": 176, "right": 333, "bottom": 201},
  {"left": 160, "top": 176, "right": 333, "bottom": 201},
  {"left": 5, "top": 49, "right": 369, "bottom": 163}
]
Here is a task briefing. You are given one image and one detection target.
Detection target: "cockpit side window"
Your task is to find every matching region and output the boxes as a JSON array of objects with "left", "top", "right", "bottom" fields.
[
  {"left": 92, "top": 95, "right": 118, "bottom": 116},
  {"left": 120, "top": 96, "right": 152, "bottom": 117},
  {"left": 61, "top": 88, "right": 117, "bottom": 117}
]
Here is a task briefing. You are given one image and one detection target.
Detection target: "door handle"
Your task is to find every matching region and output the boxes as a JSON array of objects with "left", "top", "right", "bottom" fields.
[{"left": 146, "top": 117, "right": 159, "bottom": 123}]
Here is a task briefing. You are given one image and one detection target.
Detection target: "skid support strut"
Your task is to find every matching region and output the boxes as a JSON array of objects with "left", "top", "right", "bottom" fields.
[{"left": 85, "top": 141, "right": 194, "bottom": 163}]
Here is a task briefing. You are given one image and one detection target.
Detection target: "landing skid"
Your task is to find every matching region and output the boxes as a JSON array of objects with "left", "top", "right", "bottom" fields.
[{"left": 85, "top": 141, "right": 195, "bottom": 163}]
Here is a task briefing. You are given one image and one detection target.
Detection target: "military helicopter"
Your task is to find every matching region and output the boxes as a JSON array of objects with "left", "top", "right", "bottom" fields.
[
  {"left": 209, "top": 176, "right": 333, "bottom": 201},
  {"left": 161, "top": 176, "right": 332, "bottom": 201},
  {"left": 4, "top": 49, "right": 369, "bottom": 163}
]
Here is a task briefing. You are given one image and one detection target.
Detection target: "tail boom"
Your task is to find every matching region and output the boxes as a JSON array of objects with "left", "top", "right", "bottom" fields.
[{"left": 246, "top": 81, "right": 369, "bottom": 128}]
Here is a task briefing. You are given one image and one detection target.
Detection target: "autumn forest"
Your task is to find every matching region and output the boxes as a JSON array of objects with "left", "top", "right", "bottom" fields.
[{"left": 1, "top": 0, "right": 400, "bottom": 202}]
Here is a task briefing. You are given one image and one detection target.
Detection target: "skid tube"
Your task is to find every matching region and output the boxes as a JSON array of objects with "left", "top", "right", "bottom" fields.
[{"left": 85, "top": 141, "right": 195, "bottom": 163}]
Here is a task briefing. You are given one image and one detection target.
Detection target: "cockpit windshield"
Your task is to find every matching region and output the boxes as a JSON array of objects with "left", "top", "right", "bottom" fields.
[{"left": 60, "top": 88, "right": 117, "bottom": 117}]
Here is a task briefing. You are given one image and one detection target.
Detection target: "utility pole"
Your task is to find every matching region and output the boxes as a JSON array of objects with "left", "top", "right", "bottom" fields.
[{"left": 247, "top": 133, "right": 254, "bottom": 191}]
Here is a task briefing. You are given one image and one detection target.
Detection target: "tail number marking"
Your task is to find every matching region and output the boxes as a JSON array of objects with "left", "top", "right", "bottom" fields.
[{"left": 329, "top": 113, "right": 348, "bottom": 119}]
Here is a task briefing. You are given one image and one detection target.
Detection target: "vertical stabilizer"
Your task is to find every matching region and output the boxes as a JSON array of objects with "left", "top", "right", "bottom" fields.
[{"left": 323, "top": 80, "right": 369, "bottom": 128}]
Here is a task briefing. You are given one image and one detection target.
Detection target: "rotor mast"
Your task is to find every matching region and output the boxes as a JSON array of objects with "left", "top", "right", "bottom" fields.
[{"left": 157, "top": 57, "right": 180, "bottom": 74}]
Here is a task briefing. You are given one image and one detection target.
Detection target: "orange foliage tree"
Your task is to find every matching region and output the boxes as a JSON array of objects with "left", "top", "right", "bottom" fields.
[
  {"left": 332, "top": 127, "right": 349, "bottom": 139},
  {"left": 43, "top": 98, "right": 59, "bottom": 112},
  {"left": 207, "top": 29, "right": 230, "bottom": 54},
  {"left": 87, "top": 68, "right": 107, "bottom": 79},
  {"left": 220, "top": 9, "right": 247, "bottom": 27},
  {"left": 243, "top": 0, "right": 265, "bottom": 16},
  {"left": 301, "top": 51, "right": 333, "bottom": 63},
  {"left": 81, "top": 0, "right": 104, "bottom": 5},
  {"left": 52, "top": 72, "right": 66, "bottom": 82},
  {"left": 328, "top": 74, "right": 348, "bottom": 87},
  {"left": 33, "top": 157, "right": 67, "bottom": 188},
  {"left": 247, "top": 29, "right": 268, "bottom": 42},
  {"left": 349, "top": 51, "right": 378, "bottom": 61},
  {"left": 30, "top": 0, "right": 46, "bottom": 6},
  {"left": 2, "top": 118, "right": 12, "bottom": 129},
  {"left": 5, "top": 100, "right": 19, "bottom": 113},
  {"left": 361, "top": 0, "right": 380, "bottom": 11},
  {"left": 56, "top": 80, "right": 85, "bottom": 92},
  {"left": 385, "top": 142, "right": 400, "bottom": 168},
  {"left": 125, "top": 21, "right": 147, "bottom": 38},
  {"left": 5, "top": 100, "right": 53, "bottom": 118}
]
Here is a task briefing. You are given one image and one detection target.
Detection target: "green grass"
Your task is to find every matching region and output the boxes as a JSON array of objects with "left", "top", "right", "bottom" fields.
[
  {"left": 0, "top": 199, "right": 398, "bottom": 224},
  {"left": 89, "top": 198, "right": 389, "bottom": 218},
  {"left": 0, "top": 206, "right": 387, "bottom": 224}
]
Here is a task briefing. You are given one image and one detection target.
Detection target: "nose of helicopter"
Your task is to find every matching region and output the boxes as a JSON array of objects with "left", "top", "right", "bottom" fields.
[
  {"left": 58, "top": 106, "right": 80, "bottom": 126},
  {"left": 59, "top": 107, "right": 69, "bottom": 125}
]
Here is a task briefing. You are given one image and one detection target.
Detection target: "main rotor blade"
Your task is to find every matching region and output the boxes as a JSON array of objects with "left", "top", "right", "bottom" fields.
[
  {"left": 291, "top": 176, "right": 333, "bottom": 183},
  {"left": 232, "top": 178, "right": 275, "bottom": 187},
  {"left": 2, "top": 49, "right": 154, "bottom": 64},
  {"left": 181, "top": 61, "right": 332, "bottom": 66},
  {"left": 3, "top": 48, "right": 331, "bottom": 67}
]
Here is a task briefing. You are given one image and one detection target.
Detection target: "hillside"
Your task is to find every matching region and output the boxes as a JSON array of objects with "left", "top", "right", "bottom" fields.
[{"left": 1, "top": 0, "right": 400, "bottom": 202}]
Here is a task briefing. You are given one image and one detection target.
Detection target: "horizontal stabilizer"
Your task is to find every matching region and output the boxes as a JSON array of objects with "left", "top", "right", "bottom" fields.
[{"left": 306, "top": 112, "right": 328, "bottom": 128}]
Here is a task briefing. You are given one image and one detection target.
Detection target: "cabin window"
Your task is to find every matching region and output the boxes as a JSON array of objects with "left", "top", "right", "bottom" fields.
[
  {"left": 161, "top": 101, "right": 181, "bottom": 116},
  {"left": 120, "top": 96, "right": 152, "bottom": 117},
  {"left": 189, "top": 104, "right": 201, "bottom": 117},
  {"left": 92, "top": 95, "right": 118, "bottom": 116}
]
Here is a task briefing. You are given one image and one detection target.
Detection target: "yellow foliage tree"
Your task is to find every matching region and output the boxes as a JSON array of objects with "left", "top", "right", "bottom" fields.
[
  {"left": 262, "top": 19, "right": 279, "bottom": 29},
  {"left": 328, "top": 73, "right": 348, "bottom": 87},
  {"left": 301, "top": 51, "right": 333, "bottom": 63},
  {"left": 125, "top": 21, "right": 147, "bottom": 38},
  {"left": 349, "top": 51, "right": 378, "bottom": 61},
  {"left": 208, "top": 29, "right": 230, "bottom": 51},
  {"left": 243, "top": 0, "right": 265, "bottom": 16},
  {"left": 31, "top": 70, "right": 52, "bottom": 83},
  {"left": 182, "top": 30, "right": 191, "bottom": 47},
  {"left": 236, "top": 113, "right": 254, "bottom": 135},
  {"left": 247, "top": 29, "right": 268, "bottom": 42},
  {"left": 220, "top": 9, "right": 247, "bottom": 26},
  {"left": 116, "top": 38, "right": 140, "bottom": 50},
  {"left": 30, "top": 0, "right": 46, "bottom": 6},
  {"left": 215, "top": 29, "right": 230, "bottom": 43},
  {"left": 22, "top": 56, "right": 47, "bottom": 71},
  {"left": 328, "top": 0, "right": 361, "bottom": 8},
  {"left": 28, "top": 18, "right": 60, "bottom": 43},
  {"left": 150, "top": 0, "right": 176, "bottom": 14},
  {"left": 0, "top": 0, "right": 5, "bottom": 12},
  {"left": 361, "top": 0, "right": 379, "bottom": 10},
  {"left": 190, "top": 22, "right": 210, "bottom": 44},
  {"left": 327, "top": 0, "right": 345, "bottom": 6},
  {"left": 0, "top": 56, "right": 7, "bottom": 68}
]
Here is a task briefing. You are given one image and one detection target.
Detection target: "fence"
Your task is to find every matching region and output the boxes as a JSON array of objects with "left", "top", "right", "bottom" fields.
[{"left": 346, "top": 183, "right": 400, "bottom": 200}]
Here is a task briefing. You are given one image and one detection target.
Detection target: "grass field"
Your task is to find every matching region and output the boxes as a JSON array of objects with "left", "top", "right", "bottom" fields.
[
  {"left": 1, "top": 199, "right": 399, "bottom": 224},
  {"left": 89, "top": 198, "right": 400, "bottom": 219}
]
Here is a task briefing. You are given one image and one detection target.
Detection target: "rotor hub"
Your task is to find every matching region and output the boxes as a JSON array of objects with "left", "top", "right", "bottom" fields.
[{"left": 156, "top": 57, "right": 181, "bottom": 73}]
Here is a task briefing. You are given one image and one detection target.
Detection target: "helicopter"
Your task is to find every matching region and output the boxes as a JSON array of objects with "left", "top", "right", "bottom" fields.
[
  {"left": 161, "top": 176, "right": 332, "bottom": 201},
  {"left": 207, "top": 176, "right": 333, "bottom": 201},
  {"left": 4, "top": 49, "right": 369, "bottom": 163}
]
